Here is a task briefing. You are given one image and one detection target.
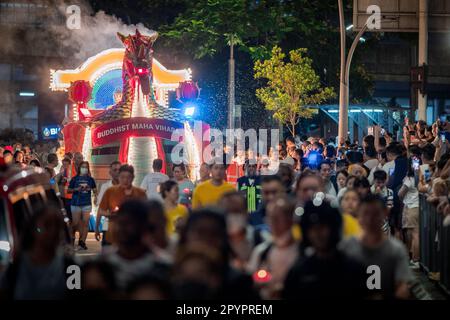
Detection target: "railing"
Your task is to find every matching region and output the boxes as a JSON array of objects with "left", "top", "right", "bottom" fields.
[{"left": 419, "top": 194, "right": 450, "bottom": 295}]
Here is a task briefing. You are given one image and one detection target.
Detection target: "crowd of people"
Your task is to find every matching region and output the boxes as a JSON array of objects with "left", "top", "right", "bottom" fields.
[{"left": 0, "top": 119, "right": 449, "bottom": 300}]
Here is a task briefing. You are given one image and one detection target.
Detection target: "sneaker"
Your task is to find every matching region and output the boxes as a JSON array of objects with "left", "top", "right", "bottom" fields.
[
  {"left": 382, "top": 221, "right": 390, "bottom": 233},
  {"left": 428, "top": 272, "right": 440, "bottom": 281},
  {"left": 78, "top": 240, "right": 88, "bottom": 250}
]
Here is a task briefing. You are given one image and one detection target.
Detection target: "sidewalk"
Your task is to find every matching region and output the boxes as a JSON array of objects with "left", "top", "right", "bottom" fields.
[
  {"left": 74, "top": 232, "right": 102, "bottom": 260},
  {"left": 410, "top": 269, "right": 448, "bottom": 300}
]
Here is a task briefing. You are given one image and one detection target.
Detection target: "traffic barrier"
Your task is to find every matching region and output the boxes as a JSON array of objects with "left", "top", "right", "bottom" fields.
[{"left": 419, "top": 194, "right": 450, "bottom": 294}]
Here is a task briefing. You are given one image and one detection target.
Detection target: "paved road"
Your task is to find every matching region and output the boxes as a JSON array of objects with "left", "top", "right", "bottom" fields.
[
  {"left": 74, "top": 232, "right": 102, "bottom": 260},
  {"left": 411, "top": 269, "right": 448, "bottom": 300}
]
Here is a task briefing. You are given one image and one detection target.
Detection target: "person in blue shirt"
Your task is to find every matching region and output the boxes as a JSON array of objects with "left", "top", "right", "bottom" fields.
[{"left": 68, "top": 161, "right": 97, "bottom": 250}]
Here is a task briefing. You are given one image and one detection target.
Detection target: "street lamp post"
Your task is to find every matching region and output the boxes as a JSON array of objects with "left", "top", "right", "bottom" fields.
[
  {"left": 345, "top": 24, "right": 368, "bottom": 113},
  {"left": 418, "top": 0, "right": 428, "bottom": 121},
  {"left": 228, "top": 35, "right": 235, "bottom": 130},
  {"left": 338, "top": 0, "right": 369, "bottom": 145},
  {"left": 338, "top": 0, "right": 347, "bottom": 145}
]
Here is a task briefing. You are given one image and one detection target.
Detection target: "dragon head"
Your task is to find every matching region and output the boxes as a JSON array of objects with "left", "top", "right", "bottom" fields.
[{"left": 117, "top": 29, "right": 158, "bottom": 95}]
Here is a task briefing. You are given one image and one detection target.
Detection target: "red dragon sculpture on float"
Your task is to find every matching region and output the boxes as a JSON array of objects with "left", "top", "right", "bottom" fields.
[
  {"left": 93, "top": 29, "right": 181, "bottom": 122},
  {"left": 56, "top": 30, "right": 206, "bottom": 185}
]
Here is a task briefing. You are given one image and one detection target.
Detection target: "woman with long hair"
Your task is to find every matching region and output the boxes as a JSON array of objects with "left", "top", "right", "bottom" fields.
[
  {"left": 68, "top": 161, "right": 97, "bottom": 250},
  {"left": 160, "top": 180, "right": 188, "bottom": 236},
  {"left": 398, "top": 158, "right": 420, "bottom": 267},
  {"left": 172, "top": 163, "right": 195, "bottom": 207}
]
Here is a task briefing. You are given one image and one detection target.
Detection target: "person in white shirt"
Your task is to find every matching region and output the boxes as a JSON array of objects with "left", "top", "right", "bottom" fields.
[
  {"left": 368, "top": 151, "right": 394, "bottom": 185},
  {"left": 319, "top": 160, "right": 337, "bottom": 197},
  {"left": 363, "top": 146, "right": 379, "bottom": 171},
  {"left": 140, "top": 159, "right": 169, "bottom": 201},
  {"left": 370, "top": 170, "right": 394, "bottom": 209},
  {"left": 398, "top": 161, "right": 420, "bottom": 266},
  {"left": 97, "top": 161, "right": 121, "bottom": 207}
]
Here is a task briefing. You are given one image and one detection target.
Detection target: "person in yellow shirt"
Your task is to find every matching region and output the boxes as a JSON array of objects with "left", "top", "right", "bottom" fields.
[
  {"left": 192, "top": 160, "right": 235, "bottom": 209},
  {"left": 339, "top": 189, "right": 362, "bottom": 238},
  {"left": 160, "top": 180, "right": 188, "bottom": 235}
]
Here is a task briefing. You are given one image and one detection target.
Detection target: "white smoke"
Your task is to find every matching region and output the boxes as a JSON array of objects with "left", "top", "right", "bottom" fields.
[{"left": 52, "top": 1, "right": 157, "bottom": 62}]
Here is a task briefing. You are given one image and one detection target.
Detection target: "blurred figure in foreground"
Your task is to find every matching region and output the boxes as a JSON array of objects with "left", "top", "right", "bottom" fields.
[
  {"left": 248, "top": 196, "right": 298, "bottom": 299},
  {"left": 0, "top": 206, "right": 72, "bottom": 300},
  {"left": 340, "top": 195, "right": 413, "bottom": 299},
  {"left": 178, "top": 209, "right": 258, "bottom": 300},
  {"left": 283, "top": 200, "right": 367, "bottom": 300},
  {"left": 219, "top": 192, "right": 269, "bottom": 270}
]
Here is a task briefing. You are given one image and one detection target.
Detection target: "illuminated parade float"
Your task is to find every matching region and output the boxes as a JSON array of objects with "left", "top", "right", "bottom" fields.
[{"left": 50, "top": 30, "right": 206, "bottom": 185}]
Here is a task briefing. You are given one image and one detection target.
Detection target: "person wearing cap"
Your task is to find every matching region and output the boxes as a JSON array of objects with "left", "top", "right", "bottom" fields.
[{"left": 283, "top": 199, "right": 367, "bottom": 300}]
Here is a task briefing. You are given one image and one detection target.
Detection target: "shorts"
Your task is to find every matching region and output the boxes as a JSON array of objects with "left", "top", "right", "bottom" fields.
[
  {"left": 402, "top": 206, "right": 419, "bottom": 229},
  {"left": 388, "top": 206, "right": 403, "bottom": 231},
  {"left": 70, "top": 205, "right": 92, "bottom": 215}
]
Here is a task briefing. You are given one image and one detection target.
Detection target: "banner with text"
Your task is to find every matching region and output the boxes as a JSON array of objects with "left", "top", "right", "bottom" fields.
[{"left": 91, "top": 117, "right": 184, "bottom": 147}]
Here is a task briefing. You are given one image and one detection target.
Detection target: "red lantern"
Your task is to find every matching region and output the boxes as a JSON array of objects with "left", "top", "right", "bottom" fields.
[
  {"left": 68, "top": 81, "right": 92, "bottom": 121},
  {"left": 69, "top": 80, "right": 92, "bottom": 104},
  {"left": 176, "top": 81, "right": 200, "bottom": 102}
]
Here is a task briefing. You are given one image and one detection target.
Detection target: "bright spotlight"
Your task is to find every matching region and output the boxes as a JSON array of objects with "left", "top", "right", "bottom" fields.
[
  {"left": 184, "top": 106, "right": 195, "bottom": 117},
  {"left": 346, "top": 24, "right": 354, "bottom": 31}
]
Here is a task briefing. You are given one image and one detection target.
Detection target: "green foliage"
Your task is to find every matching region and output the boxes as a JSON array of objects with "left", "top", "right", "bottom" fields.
[
  {"left": 160, "top": 0, "right": 327, "bottom": 61},
  {"left": 90, "top": 0, "right": 374, "bottom": 128},
  {"left": 254, "top": 46, "right": 335, "bottom": 135},
  {"left": 160, "top": 0, "right": 248, "bottom": 59}
]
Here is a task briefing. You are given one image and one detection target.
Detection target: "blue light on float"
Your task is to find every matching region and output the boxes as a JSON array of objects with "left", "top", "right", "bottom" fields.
[{"left": 184, "top": 102, "right": 196, "bottom": 117}]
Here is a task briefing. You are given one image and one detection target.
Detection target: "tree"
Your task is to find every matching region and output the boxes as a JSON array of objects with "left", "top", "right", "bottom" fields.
[
  {"left": 160, "top": 0, "right": 300, "bottom": 60},
  {"left": 160, "top": 0, "right": 305, "bottom": 128},
  {"left": 88, "top": 0, "right": 375, "bottom": 130},
  {"left": 254, "top": 46, "right": 335, "bottom": 136}
]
